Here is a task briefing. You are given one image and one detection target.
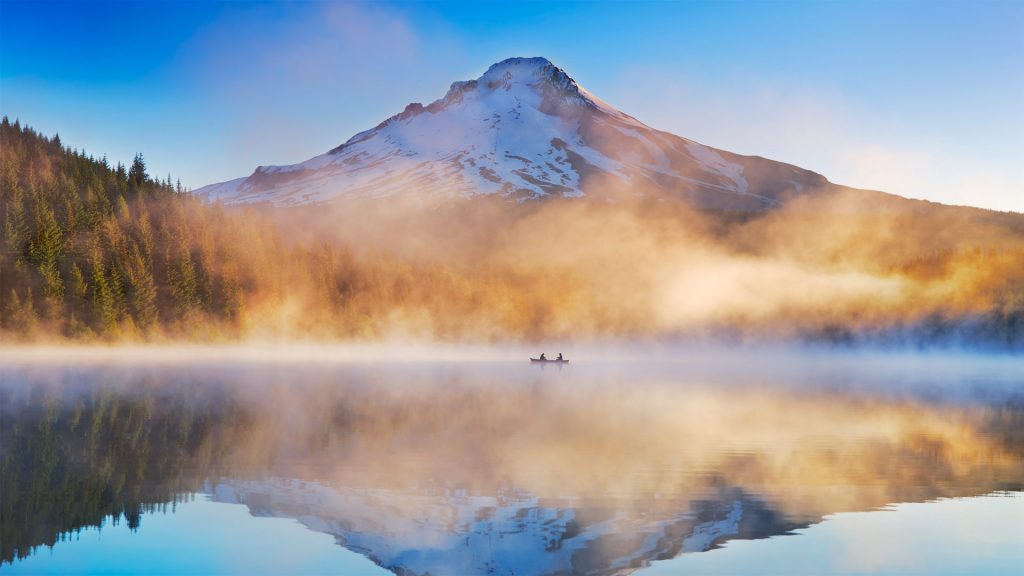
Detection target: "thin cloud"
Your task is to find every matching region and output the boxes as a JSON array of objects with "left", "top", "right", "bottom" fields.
[
  {"left": 172, "top": 1, "right": 463, "bottom": 186},
  {"left": 607, "top": 65, "right": 1023, "bottom": 213}
]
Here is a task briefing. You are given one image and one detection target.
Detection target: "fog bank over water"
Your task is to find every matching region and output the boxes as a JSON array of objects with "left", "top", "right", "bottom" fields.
[{"left": 0, "top": 342, "right": 1019, "bottom": 382}]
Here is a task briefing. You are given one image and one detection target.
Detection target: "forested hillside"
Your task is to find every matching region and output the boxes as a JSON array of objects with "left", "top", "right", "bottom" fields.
[
  {"left": 0, "top": 117, "right": 270, "bottom": 338},
  {"left": 0, "top": 118, "right": 551, "bottom": 341}
]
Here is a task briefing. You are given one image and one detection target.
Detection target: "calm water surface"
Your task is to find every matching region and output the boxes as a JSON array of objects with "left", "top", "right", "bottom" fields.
[{"left": 1, "top": 350, "right": 1022, "bottom": 575}]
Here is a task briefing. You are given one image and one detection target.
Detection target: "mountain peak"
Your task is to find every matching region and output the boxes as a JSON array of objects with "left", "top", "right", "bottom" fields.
[
  {"left": 479, "top": 57, "right": 574, "bottom": 89},
  {"left": 196, "top": 57, "right": 829, "bottom": 208},
  {"left": 354, "top": 57, "right": 595, "bottom": 147},
  {"left": 432, "top": 56, "right": 590, "bottom": 114},
  {"left": 483, "top": 55, "right": 557, "bottom": 72},
  {"left": 479, "top": 56, "right": 589, "bottom": 105}
]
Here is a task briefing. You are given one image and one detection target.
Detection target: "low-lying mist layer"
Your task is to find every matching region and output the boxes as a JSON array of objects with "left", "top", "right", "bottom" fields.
[{"left": 2, "top": 119, "right": 1022, "bottom": 346}]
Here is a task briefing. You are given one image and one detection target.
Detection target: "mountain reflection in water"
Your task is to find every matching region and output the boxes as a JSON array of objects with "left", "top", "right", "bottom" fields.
[{"left": 1, "top": 354, "right": 1022, "bottom": 575}]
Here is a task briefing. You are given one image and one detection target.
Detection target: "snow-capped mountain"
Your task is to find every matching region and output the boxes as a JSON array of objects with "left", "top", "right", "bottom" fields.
[
  {"left": 210, "top": 478, "right": 801, "bottom": 576},
  {"left": 195, "top": 57, "right": 828, "bottom": 210}
]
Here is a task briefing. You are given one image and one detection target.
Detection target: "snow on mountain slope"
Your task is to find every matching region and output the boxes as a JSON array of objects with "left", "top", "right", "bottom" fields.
[
  {"left": 210, "top": 478, "right": 801, "bottom": 576},
  {"left": 195, "top": 57, "right": 828, "bottom": 210}
]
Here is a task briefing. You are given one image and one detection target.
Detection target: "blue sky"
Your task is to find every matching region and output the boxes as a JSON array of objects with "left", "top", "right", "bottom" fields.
[{"left": 1, "top": 0, "right": 1021, "bottom": 211}]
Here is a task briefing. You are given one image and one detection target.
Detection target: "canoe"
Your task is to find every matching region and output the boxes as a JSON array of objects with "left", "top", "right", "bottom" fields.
[{"left": 530, "top": 358, "right": 569, "bottom": 363}]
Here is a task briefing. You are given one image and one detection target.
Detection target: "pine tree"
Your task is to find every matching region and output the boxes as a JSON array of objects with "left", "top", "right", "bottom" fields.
[
  {"left": 171, "top": 245, "right": 199, "bottom": 318},
  {"left": 127, "top": 244, "right": 157, "bottom": 330},
  {"left": 109, "top": 263, "right": 127, "bottom": 321},
  {"left": 127, "top": 154, "right": 147, "bottom": 190},
  {"left": 69, "top": 261, "right": 88, "bottom": 306},
  {"left": 116, "top": 194, "right": 130, "bottom": 222},
  {"left": 2, "top": 183, "right": 27, "bottom": 259},
  {"left": 29, "top": 203, "right": 64, "bottom": 301},
  {"left": 63, "top": 192, "right": 79, "bottom": 232},
  {"left": 90, "top": 251, "right": 115, "bottom": 332},
  {"left": 136, "top": 207, "right": 153, "bottom": 264},
  {"left": 5, "top": 288, "right": 38, "bottom": 334}
]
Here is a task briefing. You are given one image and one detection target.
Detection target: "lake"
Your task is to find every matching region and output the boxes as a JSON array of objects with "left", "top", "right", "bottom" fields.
[{"left": 1, "top": 347, "right": 1022, "bottom": 575}]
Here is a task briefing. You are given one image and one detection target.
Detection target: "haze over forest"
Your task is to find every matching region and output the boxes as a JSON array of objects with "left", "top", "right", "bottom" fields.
[{"left": 1, "top": 84, "right": 1022, "bottom": 349}]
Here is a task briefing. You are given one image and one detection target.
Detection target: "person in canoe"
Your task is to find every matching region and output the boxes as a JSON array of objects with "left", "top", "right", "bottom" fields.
[
  {"left": 539, "top": 353, "right": 547, "bottom": 361},
  {"left": 557, "top": 353, "right": 563, "bottom": 361}
]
